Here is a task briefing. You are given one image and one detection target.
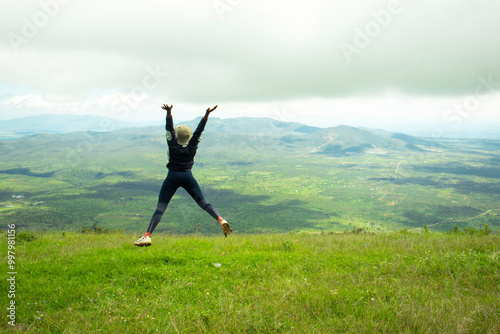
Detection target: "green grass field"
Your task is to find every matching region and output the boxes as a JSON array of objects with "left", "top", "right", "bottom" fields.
[{"left": 1, "top": 230, "right": 499, "bottom": 333}]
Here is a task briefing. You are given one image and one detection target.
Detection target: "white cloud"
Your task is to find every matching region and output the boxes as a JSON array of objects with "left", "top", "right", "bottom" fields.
[{"left": 0, "top": 0, "right": 499, "bottom": 131}]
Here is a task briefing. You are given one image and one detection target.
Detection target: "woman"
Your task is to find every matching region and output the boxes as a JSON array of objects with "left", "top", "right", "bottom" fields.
[{"left": 134, "top": 104, "right": 232, "bottom": 247}]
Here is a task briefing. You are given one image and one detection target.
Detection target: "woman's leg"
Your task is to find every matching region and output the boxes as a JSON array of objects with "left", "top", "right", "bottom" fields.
[
  {"left": 182, "top": 171, "right": 221, "bottom": 220},
  {"left": 183, "top": 174, "right": 231, "bottom": 236},
  {"left": 146, "top": 172, "right": 179, "bottom": 234},
  {"left": 182, "top": 173, "right": 232, "bottom": 236}
]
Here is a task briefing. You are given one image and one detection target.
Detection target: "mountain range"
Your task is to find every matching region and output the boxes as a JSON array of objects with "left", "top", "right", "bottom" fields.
[
  {"left": 2, "top": 114, "right": 499, "bottom": 140},
  {"left": 0, "top": 114, "right": 448, "bottom": 158}
]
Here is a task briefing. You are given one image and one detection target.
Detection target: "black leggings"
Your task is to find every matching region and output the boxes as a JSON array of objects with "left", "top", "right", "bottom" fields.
[{"left": 147, "top": 170, "right": 220, "bottom": 233}]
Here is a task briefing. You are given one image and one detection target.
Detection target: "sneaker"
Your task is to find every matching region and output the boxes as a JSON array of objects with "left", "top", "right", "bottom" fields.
[
  {"left": 134, "top": 236, "right": 151, "bottom": 247},
  {"left": 220, "top": 220, "right": 232, "bottom": 237}
]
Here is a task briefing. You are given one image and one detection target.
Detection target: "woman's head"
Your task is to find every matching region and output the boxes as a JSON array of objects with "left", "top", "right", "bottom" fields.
[{"left": 175, "top": 125, "right": 193, "bottom": 145}]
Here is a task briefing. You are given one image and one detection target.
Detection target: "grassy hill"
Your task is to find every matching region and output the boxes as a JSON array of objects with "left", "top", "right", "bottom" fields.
[
  {"left": 0, "top": 117, "right": 499, "bottom": 234},
  {"left": 1, "top": 230, "right": 498, "bottom": 333}
]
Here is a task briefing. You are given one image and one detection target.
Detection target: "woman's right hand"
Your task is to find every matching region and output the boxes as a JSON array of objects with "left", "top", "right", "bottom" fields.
[{"left": 206, "top": 105, "right": 218, "bottom": 113}]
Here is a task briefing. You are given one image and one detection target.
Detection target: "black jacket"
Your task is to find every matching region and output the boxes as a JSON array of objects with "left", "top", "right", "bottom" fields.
[{"left": 165, "top": 117, "right": 207, "bottom": 171}]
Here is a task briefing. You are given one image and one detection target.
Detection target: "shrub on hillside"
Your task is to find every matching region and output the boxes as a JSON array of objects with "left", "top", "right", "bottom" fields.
[
  {"left": 79, "top": 223, "right": 124, "bottom": 234},
  {"left": 449, "top": 224, "right": 493, "bottom": 235}
]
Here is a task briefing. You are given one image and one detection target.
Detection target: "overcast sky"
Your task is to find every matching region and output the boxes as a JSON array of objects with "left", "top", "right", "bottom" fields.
[{"left": 1, "top": 0, "right": 499, "bottom": 134}]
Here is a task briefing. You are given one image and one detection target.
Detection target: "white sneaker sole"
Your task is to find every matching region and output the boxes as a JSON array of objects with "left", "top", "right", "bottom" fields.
[{"left": 134, "top": 241, "right": 151, "bottom": 247}]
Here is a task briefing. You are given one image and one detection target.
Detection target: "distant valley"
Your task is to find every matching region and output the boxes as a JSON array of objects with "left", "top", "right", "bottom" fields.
[{"left": 1, "top": 116, "right": 499, "bottom": 234}]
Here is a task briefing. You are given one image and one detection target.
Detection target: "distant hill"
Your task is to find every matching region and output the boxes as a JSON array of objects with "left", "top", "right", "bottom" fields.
[
  {"left": 181, "top": 117, "right": 321, "bottom": 136},
  {"left": 0, "top": 114, "right": 153, "bottom": 140},
  {"left": 125, "top": 121, "right": 440, "bottom": 157}
]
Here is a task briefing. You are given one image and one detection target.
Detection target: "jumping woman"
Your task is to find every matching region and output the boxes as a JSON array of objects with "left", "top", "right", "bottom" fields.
[{"left": 134, "top": 104, "right": 232, "bottom": 247}]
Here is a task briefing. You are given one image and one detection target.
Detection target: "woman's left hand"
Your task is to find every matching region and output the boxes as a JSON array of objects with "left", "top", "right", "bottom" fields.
[{"left": 162, "top": 104, "right": 173, "bottom": 112}]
